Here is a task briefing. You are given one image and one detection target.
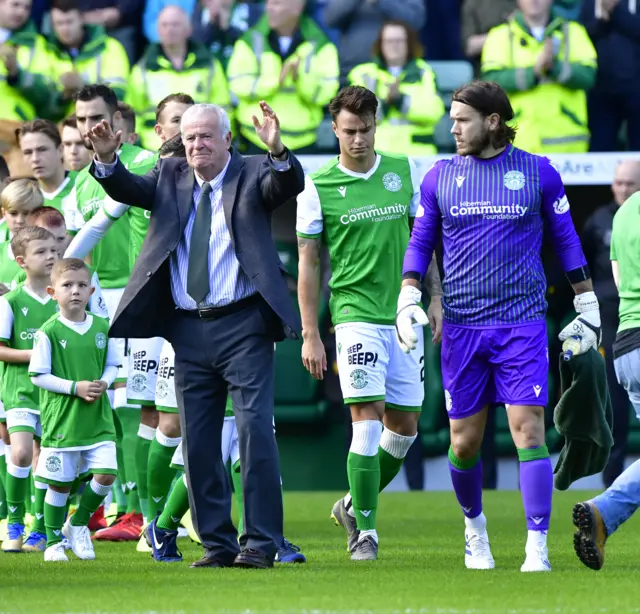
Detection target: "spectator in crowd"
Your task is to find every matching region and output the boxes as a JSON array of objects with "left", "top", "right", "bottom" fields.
[
  {"left": 0, "top": 0, "right": 54, "bottom": 122},
  {"left": 45, "top": 0, "right": 130, "bottom": 120},
  {"left": 582, "top": 160, "right": 640, "bottom": 487},
  {"left": 0, "top": 156, "right": 9, "bottom": 187},
  {"left": 348, "top": 21, "right": 444, "bottom": 155},
  {"left": 554, "top": 0, "right": 582, "bottom": 20},
  {"left": 462, "top": 0, "right": 516, "bottom": 72},
  {"left": 127, "top": 5, "right": 230, "bottom": 150},
  {"left": 191, "top": 0, "right": 247, "bottom": 69},
  {"left": 481, "top": 0, "right": 597, "bottom": 154},
  {"left": 580, "top": 0, "right": 640, "bottom": 152},
  {"left": 422, "top": 0, "right": 464, "bottom": 60},
  {"left": 76, "top": 0, "right": 146, "bottom": 64},
  {"left": 143, "top": 0, "right": 196, "bottom": 42},
  {"left": 324, "top": 0, "right": 425, "bottom": 86},
  {"left": 60, "top": 114, "right": 92, "bottom": 171},
  {"left": 227, "top": 0, "right": 339, "bottom": 153}
]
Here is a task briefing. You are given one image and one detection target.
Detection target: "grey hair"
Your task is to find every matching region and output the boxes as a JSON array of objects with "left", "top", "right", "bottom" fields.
[{"left": 180, "top": 103, "right": 231, "bottom": 138}]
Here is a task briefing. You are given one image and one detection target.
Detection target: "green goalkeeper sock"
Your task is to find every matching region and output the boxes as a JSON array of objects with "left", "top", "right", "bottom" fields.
[
  {"left": 347, "top": 451, "right": 380, "bottom": 532},
  {"left": 147, "top": 432, "right": 179, "bottom": 519},
  {"left": 157, "top": 475, "right": 189, "bottom": 532},
  {"left": 231, "top": 459, "right": 244, "bottom": 535},
  {"left": 135, "top": 424, "right": 155, "bottom": 522},
  {"left": 0, "top": 454, "right": 7, "bottom": 520},
  {"left": 44, "top": 489, "right": 68, "bottom": 547},
  {"left": 32, "top": 481, "right": 47, "bottom": 533},
  {"left": 71, "top": 479, "right": 111, "bottom": 527},
  {"left": 6, "top": 462, "right": 30, "bottom": 524},
  {"left": 378, "top": 428, "right": 418, "bottom": 492}
]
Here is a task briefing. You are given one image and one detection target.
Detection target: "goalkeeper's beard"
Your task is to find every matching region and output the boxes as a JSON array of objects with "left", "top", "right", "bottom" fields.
[{"left": 459, "top": 130, "right": 492, "bottom": 157}]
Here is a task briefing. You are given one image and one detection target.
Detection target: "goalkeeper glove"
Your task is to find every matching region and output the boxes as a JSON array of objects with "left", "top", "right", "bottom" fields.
[
  {"left": 395, "top": 285, "right": 429, "bottom": 353},
  {"left": 558, "top": 291, "right": 601, "bottom": 355}
]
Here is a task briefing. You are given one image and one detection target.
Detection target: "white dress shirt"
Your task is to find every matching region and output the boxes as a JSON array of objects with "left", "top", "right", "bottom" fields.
[
  {"left": 172, "top": 154, "right": 256, "bottom": 309},
  {"left": 93, "top": 150, "right": 291, "bottom": 310}
]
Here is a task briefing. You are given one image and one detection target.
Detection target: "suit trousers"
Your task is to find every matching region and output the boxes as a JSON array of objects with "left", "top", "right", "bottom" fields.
[{"left": 170, "top": 298, "right": 283, "bottom": 560}]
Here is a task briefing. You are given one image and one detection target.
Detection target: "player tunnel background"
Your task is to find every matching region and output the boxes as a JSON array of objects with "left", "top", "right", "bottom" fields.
[{"left": 267, "top": 177, "right": 624, "bottom": 492}]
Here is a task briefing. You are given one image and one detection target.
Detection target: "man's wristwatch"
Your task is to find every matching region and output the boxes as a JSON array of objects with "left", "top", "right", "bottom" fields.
[{"left": 270, "top": 147, "right": 287, "bottom": 161}]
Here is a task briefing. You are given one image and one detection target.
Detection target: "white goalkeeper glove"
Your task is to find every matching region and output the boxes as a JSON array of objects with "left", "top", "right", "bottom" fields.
[
  {"left": 395, "top": 285, "right": 429, "bottom": 354},
  {"left": 558, "top": 291, "right": 602, "bottom": 355}
]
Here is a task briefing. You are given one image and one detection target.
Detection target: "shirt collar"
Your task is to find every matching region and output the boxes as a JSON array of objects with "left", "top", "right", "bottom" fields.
[{"left": 194, "top": 153, "right": 232, "bottom": 190}]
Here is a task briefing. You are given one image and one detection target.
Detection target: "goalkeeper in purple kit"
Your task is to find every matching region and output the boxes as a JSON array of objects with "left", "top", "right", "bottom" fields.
[{"left": 396, "top": 81, "right": 601, "bottom": 572}]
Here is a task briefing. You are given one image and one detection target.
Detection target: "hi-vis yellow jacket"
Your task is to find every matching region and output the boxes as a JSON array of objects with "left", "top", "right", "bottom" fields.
[
  {"left": 482, "top": 9, "right": 597, "bottom": 153},
  {"left": 127, "top": 41, "right": 230, "bottom": 150},
  {"left": 44, "top": 25, "right": 129, "bottom": 120},
  {"left": 348, "top": 58, "right": 444, "bottom": 155},
  {"left": 0, "top": 21, "right": 54, "bottom": 121},
  {"left": 227, "top": 15, "right": 339, "bottom": 151}
]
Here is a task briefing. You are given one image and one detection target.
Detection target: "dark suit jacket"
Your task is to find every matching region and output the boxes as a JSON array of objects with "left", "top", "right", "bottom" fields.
[{"left": 89, "top": 148, "right": 304, "bottom": 341}]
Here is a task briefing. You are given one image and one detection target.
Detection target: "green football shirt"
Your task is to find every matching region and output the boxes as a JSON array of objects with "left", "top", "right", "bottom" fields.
[
  {"left": 0, "top": 242, "right": 21, "bottom": 288},
  {"left": 0, "top": 286, "right": 58, "bottom": 411},
  {"left": 68, "top": 144, "right": 156, "bottom": 289},
  {"left": 611, "top": 192, "right": 640, "bottom": 332},
  {"left": 29, "top": 313, "right": 119, "bottom": 448},
  {"left": 40, "top": 172, "right": 77, "bottom": 213},
  {"left": 296, "top": 153, "right": 419, "bottom": 326},
  {"left": 0, "top": 219, "right": 9, "bottom": 243},
  {"left": 103, "top": 151, "right": 159, "bottom": 268}
]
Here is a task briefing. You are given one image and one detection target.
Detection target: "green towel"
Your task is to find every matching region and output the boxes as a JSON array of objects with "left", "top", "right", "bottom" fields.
[{"left": 553, "top": 349, "right": 614, "bottom": 491}]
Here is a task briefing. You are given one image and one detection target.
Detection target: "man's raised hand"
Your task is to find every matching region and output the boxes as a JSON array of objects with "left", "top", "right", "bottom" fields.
[
  {"left": 84, "top": 119, "right": 121, "bottom": 164},
  {"left": 252, "top": 101, "right": 284, "bottom": 156}
]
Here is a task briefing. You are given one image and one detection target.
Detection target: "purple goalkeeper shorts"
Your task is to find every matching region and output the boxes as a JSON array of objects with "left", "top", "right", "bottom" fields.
[{"left": 440, "top": 321, "right": 549, "bottom": 420}]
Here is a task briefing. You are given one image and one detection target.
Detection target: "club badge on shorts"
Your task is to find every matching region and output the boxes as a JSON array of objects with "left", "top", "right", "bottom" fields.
[{"left": 350, "top": 368, "right": 369, "bottom": 390}]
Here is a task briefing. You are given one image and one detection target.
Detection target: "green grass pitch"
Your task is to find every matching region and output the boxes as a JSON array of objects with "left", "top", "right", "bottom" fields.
[{"left": 2, "top": 490, "right": 639, "bottom": 614}]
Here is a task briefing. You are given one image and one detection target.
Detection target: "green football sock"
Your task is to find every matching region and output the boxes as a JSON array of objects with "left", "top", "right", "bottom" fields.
[
  {"left": 347, "top": 452, "right": 380, "bottom": 532},
  {"left": 378, "top": 447, "right": 404, "bottom": 493},
  {"left": 26, "top": 475, "right": 34, "bottom": 515},
  {"left": 44, "top": 490, "right": 68, "bottom": 547},
  {"left": 112, "top": 410, "right": 127, "bottom": 513},
  {"left": 6, "top": 463, "right": 30, "bottom": 524},
  {"left": 71, "top": 480, "right": 111, "bottom": 527},
  {"left": 378, "top": 429, "right": 418, "bottom": 492},
  {"left": 126, "top": 489, "right": 140, "bottom": 515},
  {"left": 135, "top": 424, "right": 155, "bottom": 522},
  {"left": 147, "top": 433, "right": 179, "bottom": 519},
  {"left": 0, "top": 454, "right": 7, "bottom": 520},
  {"left": 157, "top": 475, "right": 189, "bottom": 532},
  {"left": 32, "top": 482, "right": 47, "bottom": 533},
  {"left": 117, "top": 406, "right": 141, "bottom": 514},
  {"left": 113, "top": 479, "right": 127, "bottom": 514},
  {"left": 231, "top": 459, "right": 244, "bottom": 535}
]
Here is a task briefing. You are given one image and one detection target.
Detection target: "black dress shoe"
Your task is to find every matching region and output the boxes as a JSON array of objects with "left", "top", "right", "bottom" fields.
[
  {"left": 233, "top": 548, "right": 273, "bottom": 569},
  {"left": 190, "top": 552, "right": 237, "bottom": 568}
]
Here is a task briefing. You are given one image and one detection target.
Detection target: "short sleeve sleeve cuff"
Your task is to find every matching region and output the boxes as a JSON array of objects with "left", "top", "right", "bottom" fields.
[{"left": 296, "top": 175, "right": 324, "bottom": 238}]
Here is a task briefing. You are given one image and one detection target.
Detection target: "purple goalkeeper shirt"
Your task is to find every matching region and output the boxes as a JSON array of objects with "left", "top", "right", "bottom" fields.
[{"left": 403, "top": 145, "right": 587, "bottom": 327}]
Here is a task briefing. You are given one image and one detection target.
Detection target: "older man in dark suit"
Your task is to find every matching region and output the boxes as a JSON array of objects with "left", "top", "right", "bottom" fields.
[{"left": 84, "top": 100, "right": 304, "bottom": 569}]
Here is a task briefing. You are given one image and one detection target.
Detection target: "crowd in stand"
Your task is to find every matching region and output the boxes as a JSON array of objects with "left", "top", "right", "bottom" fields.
[{"left": 1, "top": 0, "right": 639, "bottom": 177}]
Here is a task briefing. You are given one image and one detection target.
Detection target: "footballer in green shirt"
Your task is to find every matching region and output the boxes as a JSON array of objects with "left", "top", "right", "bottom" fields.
[
  {"left": 0, "top": 227, "right": 59, "bottom": 554},
  {"left": 31, "top": 258, "right": 120, "bottom": 563}
]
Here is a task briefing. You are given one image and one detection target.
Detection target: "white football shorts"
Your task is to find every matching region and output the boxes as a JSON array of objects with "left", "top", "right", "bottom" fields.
[{"left": 335, "top": 322, "right": 424, "bottom": 410}]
